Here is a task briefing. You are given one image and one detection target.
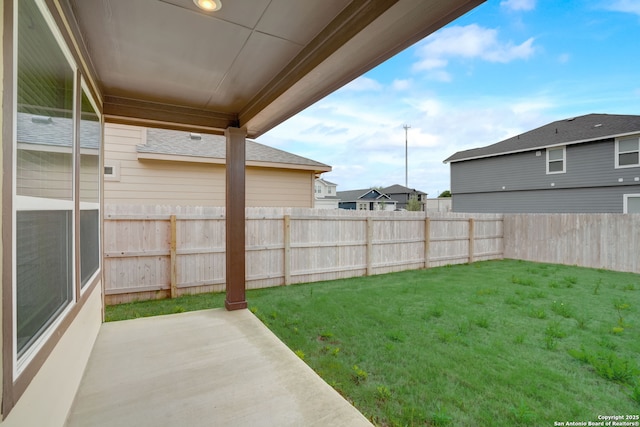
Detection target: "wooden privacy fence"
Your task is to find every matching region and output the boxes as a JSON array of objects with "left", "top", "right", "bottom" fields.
[
  {"left": 103, "top": 206, "right": 504, "bottom": 304},
  {"left": 504, "top": 213, "right": 640, "bottom": 275}
]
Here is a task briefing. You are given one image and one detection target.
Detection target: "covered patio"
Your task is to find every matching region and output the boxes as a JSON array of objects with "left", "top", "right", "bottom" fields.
[{"left": 65, "top": 308, "right": 372, "bottom": 427}]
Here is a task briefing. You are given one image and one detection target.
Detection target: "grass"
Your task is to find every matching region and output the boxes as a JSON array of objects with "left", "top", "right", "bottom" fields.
[
  {"left": 105, "top": 259, "right": 640, "bottom": 426},
  {"left": 105, "top": 291, "right": 226, "bottom": 321}
]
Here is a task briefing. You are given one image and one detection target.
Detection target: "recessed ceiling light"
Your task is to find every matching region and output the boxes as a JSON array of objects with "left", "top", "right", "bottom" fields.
[{"left": 193, "top": 0, "right": 221, "bottom": 12}]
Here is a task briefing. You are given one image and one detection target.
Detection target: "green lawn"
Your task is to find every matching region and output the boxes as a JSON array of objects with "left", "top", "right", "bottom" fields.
[{"left": 106, "top": 260, "right": 640, "bottom": 426}]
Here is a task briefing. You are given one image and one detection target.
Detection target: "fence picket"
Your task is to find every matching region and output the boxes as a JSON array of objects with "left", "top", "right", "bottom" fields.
[{"left": 103, "top": 206, "right": 505, "bottom": 304}]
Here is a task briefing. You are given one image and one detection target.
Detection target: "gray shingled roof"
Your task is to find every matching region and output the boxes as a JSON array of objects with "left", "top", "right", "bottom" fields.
[
  {"left": 383, "top": 184, "right": 427, "bottom": 195},
  {"left": 444, "top": 114, "right": 640, "bottom": 163},
  {"left": 337, "top": 188, "right": 392, "bottom": 202},
  {"left": 139, "top": 128, "right": 330, "bottom": 170},
  {"left": 317, "top": 178, "right": 337, "bottom": 186},
  {"left": 17, "top": 113, "right": 101, "bottom": 149}
]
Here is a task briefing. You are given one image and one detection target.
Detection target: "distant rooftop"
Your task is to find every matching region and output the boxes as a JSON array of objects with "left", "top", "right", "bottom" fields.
[
  {"left": 445, "top": 113, "right": 640, "bottom": 163},
  {"left": 17, "top": 112, "right": 100, "bottom": 149},
  {"left": 382, "top": 184, "right": 427, "bottom": 195},
  {"left": 138, "top": 128, "right": 331, "bottom": 171}
]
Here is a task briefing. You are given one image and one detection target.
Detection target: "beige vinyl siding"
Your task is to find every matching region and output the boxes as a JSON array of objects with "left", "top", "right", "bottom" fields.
[
  {"left": 79, "top": 154, "right": 100, "bottom": 202},
  {"left": 17, "top": 148, "right": 72, "bottom": 200},
  {"left": 104, "top": 123, "right": 317, "bottom": 207},
  {"left": 246, "top": 167, "right": 314, "bottom": 207}
]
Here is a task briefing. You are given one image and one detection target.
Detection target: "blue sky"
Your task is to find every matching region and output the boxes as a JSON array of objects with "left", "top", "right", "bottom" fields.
[{"left": 258, "top": 0, "right": 640, "bottom": 197}]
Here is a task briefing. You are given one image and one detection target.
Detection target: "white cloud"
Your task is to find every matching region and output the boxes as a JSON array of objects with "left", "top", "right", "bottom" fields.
[
  {"left": 500, "top": 0, "right": 536, "bottom": 11},
  {"left": 429, "top": 70, "right": 453, "bottom": 82},
  {"left": 392, "top": 79, "right": 412, "bottom": 90},
  {"left": 415, "top": 58, "right": 448, "bottom": 71},
  {"left": 413, "top": 24, "right": 536, "bottom": 76},
  {"left": 510, "top": 98, "right": 553, "bottom": 114},
  {"left": 341, "top": 76, "right": 383, "bottom": 91},
  {"left": 558, "top": 53, "right": 570, "bottom": 64},
  {"left": 259, "top": 87, "right": 555, "bottom": 195},
  {"left": 413, "top": 98, "right": 443, "bottom": 116},
  {"left": 604, "top": 0, "right": 640, "bottom": 16}
]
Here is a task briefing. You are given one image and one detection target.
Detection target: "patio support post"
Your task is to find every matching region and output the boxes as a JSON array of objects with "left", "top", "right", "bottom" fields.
[{"left": 225, "top": 127, "right": 248, "bottom": 310}]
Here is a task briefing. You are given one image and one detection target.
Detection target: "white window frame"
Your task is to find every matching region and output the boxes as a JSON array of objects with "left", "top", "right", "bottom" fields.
[
  {"left": 12, "top": 0, "right": 78, "bottom": 374},
  {"left": 546, "top": 146, "right": 566, "bottom": 174},
  {"left": 80, "top": 79, "right": 102, "bottom": 293},
  {"left": 615, "top": 137, "right": 640, "bottom": 169},
  {"left": 623, "top": 194, "right": 640, "bottom": 214},
  {"left": 12, "top": 0, "right": 102, "bottom": 377}
]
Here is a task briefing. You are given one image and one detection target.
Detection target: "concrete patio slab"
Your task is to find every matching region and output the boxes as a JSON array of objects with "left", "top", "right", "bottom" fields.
[{"left": 65, "top": 308, "right": 373, "bottom": 427}]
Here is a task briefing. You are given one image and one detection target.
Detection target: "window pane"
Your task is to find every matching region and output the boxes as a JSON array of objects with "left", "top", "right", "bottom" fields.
[
  {"left": 548, "top": 148, "right": 564, "bottom": 161},
  {"left": 80, "top": 210, "right": 100, "bottom": 286},
  {"left": 80, "top": 89, "right": 101, "bottom": 287},
  {"left": 619, "top": 152, "right": 639, "bottom": 166},
  {"left": 619, "top": 138, "right": 639, "bottom": 153},
  {"left": 16, "top": 0, "right": 74, "bottom": 356},
  {"left": 628, "top": 197, "right": 640, "bottom": 214},
  {"left": 16, "top": 211, "right": 72, "bottom": 356},
  {"left": 548, "top": 160, "right": 564, "bottom": 172}
]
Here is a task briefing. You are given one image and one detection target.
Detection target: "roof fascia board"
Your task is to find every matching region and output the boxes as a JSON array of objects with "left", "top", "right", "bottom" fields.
[
  {"left": 104, "top": 96, "right": 237, "bottom": 133},
  {"left": 17, "top": 142, "right": 99, "bottom": 155},
  {"left": 445, "top": 130, "right": 640, "bottom": 164},
  {"left": 136, "top": 152, "right": 330, "bottom": 172},
  {"left": 248, "top": 161, "right": 331, "bottom": 172},
  {"left": 17, "top": 142, "right": 71, "bottom": 154}
]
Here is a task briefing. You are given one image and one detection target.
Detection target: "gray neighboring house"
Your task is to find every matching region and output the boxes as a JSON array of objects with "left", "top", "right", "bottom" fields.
[
  {"left": 337, "top": 188, "right": 397, "bottom": 211},
  {"left": 444, "top": 114, "right": 640, "bottom": 213},
  {"left": 382, "top": 184, "right": 428, "bottom": 210}
]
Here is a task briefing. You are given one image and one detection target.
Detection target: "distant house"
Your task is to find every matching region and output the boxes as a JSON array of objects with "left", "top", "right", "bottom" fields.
[
  {"left": 314, "top": 178, "right": 340, "bottom": 209},
  {"left": 382, "top": 184, "right": 428, "bottom": 210},
  {"left": 337, "top": 188, "right": 397, "bottom": 211},
  {"left": 104, "top": 124, "right": 331, "bottom": 208},
  {"left": 444, "top": 114, "right": 640, "bottom": 213}
]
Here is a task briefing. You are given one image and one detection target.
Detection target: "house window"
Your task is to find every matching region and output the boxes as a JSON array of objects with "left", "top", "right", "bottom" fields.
[
  {"left": 13, "top": 0, "right": 101, "bottom": 371},
  {"left": 328, "top": 187, "right": 332, "bottom": 194},
  {"left": 357, "top": 202, "right": 368, "bottom": 210},
  {"left": 546, "top": 146, "right": 566, "bottom": 174},
  {"left": 16, "top": 0, "right": 75, "bottom": 362},
  {"left": 616, "top": 137, "right": 639, "bottom": 168},
  {"left": 624, "top": 194, "right": 640, "bottom": 213}
]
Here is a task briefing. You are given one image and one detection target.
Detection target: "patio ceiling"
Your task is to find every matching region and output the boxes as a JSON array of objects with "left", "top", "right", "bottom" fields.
[{"left": 62, "top": 0, "right": 485, "bottom": 138}]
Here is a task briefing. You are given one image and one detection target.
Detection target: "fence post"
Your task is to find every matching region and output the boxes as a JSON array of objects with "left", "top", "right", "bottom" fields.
[
  {"left": 468, "top": 217, "right": 475, "bottom": 263},
  {"left": 283, "top": 215, "right": 291, "bottom": 285},
  {"left": 366, "top": 217, "right": 373, "bottom": 276},
  {"left": 424, "top": 217, "right": 431, "bottom": 268},
  {"left": 170, "top": 214, "right": 177, "bottom": 298}
]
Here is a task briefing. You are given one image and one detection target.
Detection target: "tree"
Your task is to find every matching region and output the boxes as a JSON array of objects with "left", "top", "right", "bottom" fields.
[
  {"left": 406, "top": 196, "right": 422, "bottom": 211},
  {"left": 438, "top": 190, "right": 451, "bottom": 198}
]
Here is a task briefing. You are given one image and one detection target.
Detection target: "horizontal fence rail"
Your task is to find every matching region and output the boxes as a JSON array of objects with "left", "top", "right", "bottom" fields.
[{"left": 103, "top": 206, "right": 504, "bottom": 304}]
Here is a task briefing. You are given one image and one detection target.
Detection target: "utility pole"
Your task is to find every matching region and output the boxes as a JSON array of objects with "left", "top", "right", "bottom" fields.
[{"left": 403, "top": 124, "right": 410, "bottom": 188}]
